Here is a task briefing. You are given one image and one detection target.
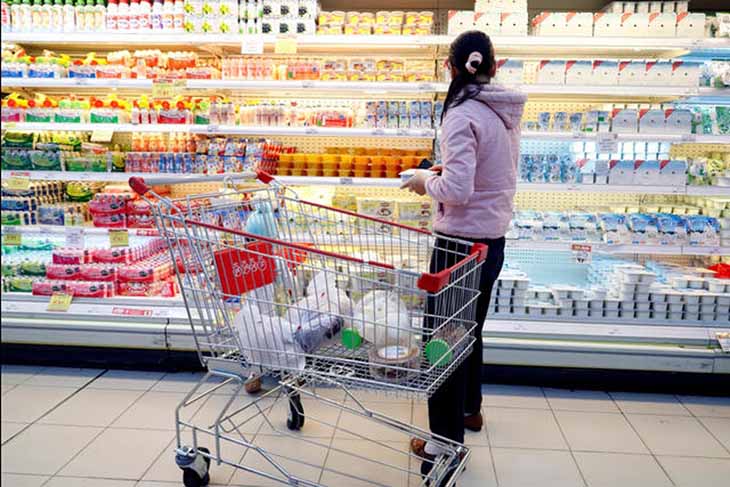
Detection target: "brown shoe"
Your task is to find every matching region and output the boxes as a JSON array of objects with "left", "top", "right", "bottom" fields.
[
  {"left": 410, "top": 438, "right": 435, "bottom": 461},
  {"left": 244, "top": 376, "right": 262, "bottom": 394},
  {"left": 464, "top": 412, "right": 483, "bottom": 432}
]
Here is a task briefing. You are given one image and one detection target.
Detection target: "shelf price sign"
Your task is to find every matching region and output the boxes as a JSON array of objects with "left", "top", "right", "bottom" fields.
[
  {"left": 596, "top": 133, "right": 619, "bottom": 154},
  {"left": 241, "top": 35, "right": 264, "bottom": 55},
  {"left": 152, "top": 79, "right": 187, "bottom": 99},
  {"left": 109, "top": 229, "right": 129, "bottom": 248},
  {"left": 6, "top": 172, "right": 31, "bottom": 191},
  {"left": 2, "top": 227, "right": 22, "bottom": 246},
  {"left": 65, "top": 227, "right": 85, "bottom": 248},
  {"left": 47, "top": 292, "right": 73, "bottom": 312},
  {"left": 718, "top": 333, "right": 730, "bottom": 353},
  {"left": 571, "top": 243, "right": 592, "bottom": 264},
  {"left": 274, "top": 36, "right": 298, "bottom": 54}
]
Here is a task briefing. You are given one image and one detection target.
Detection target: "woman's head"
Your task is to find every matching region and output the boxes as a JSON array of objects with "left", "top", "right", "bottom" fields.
[{"left": 442, "top": 31, "right": 497, "bottom": 121}]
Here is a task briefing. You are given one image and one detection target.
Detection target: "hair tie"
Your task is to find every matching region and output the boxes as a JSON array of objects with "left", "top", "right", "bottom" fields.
[{"left": 465, "top": 51, "right": 483, "bottom": 75}]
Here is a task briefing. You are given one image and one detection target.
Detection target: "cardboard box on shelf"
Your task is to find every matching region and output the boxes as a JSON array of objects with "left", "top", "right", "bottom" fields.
[
  {"left": 536, "top": 60, "right": 566, "bottom": 84},
  {"left": 447, "top": 10, "right": 475, "bottom": 35},
  {"left": 619, "top": 13, "right": 649, "bottom": 36},
  {"left": 617, "top": 60, "right": 645, "bottom": 86},
  {"left": 531, "top": 12, "right": 566, "bottom": 36},
  {"left": 565, "top": 60, "right": 593, "bottom": 85},
  {"left": 474, "top": 12, "right": 501, "bottom": 34}
]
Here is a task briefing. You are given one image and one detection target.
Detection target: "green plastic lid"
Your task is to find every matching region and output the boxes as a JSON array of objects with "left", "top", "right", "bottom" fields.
[
  {"left": 341, "top": 328, "right": 362, "bottom": 350},
  {"left": 425, "top": 339, "right": 452, "bottom": 367}
]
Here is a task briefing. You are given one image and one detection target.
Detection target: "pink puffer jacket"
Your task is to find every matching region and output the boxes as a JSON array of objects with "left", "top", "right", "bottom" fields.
[{"left": 425, "top": 84, "right": 527, "bottom": 239}]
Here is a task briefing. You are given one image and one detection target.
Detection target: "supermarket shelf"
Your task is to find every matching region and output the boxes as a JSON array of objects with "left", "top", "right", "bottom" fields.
[
  {"left": 0, "top": 122, "right": 435, "bottom": 138},
  {"left": 0, "top": 224, "right": 159, "bottom": 237},
  {"left": 2, "top": 294, "right": 727, "bottom": 373},
  {"left": 519, "top": 85, "right": 728, "bottom": 100},
  {"left": 520, "top": 131, "right": 730, "bottom": 144},
  {"left": 4, "top": 171, "right": 730, "bottom": 196},
  {"left": 4, "top": 32, "right": 729, "bottom": 57}
]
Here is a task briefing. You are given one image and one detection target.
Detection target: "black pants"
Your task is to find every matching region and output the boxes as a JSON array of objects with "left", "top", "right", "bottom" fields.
[{"left": 427, "top": 235, "right": 505, "bottom": 445}]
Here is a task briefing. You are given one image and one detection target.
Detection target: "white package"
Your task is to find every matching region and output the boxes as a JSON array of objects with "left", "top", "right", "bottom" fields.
[
  {"left": 565, "top": 60, "right": 593, "bottom": 84},
  {"left": 592, "top": 60, "right": 619, "bottom": 85},
  {"left": 500, "top": 12, "right": 528, "bottom": 36},
  {"left": 620, "top": 13, "right": 649, "bottom": 37},
  {"left": 565, "top": 12, "right": 594, "bottom": 36},
  {"left": 647, "top": 12, "right": 677, "bottom": 36},
  {"left": 536, "top": 60, "right": 566, "bottom": 84},
  {"left": 670, "top": 60, "right": 700, "bottom": 86},
  {"left": 618, "top": 60, "right": 646, "bottom": 86},
  {"left": 594, "top": 13, "right": 623, "bottom": 36},
  {"left": 351, "top": 290, "right": 415, "bottom": 349},
  {"left": 474, "top": 12, "right": 501, "bottom": 34},
  {"left": 676, "top": 12, "right": 705, "bottom": 38},
  {"left": 447, "top": 10, "right": 474, "bottom": 35},
  {"left": 532, "top": 12, "right": 566, "bottom": 36}
]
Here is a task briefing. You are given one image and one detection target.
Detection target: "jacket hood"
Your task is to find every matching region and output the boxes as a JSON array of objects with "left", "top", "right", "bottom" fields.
[{"left": 473, "top": 85, "right": 527, "bottom": 130}]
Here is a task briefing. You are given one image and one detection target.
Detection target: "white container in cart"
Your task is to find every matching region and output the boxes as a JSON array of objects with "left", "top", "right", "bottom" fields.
[{"left": 129, "top": 171, "right": 486, "bottom": 487}]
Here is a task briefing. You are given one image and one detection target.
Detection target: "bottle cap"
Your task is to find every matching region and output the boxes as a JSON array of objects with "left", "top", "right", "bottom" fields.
[
  {"left": 425, "top": 339, "right": 452, "bottom": 367},
  {"left": 341, "top": 327, "right": 362, "bottom": 350}
]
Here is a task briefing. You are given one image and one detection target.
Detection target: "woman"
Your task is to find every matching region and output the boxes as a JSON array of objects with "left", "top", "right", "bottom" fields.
[{"left": 401, "top": 31, "right": 526, "bottom": 480}]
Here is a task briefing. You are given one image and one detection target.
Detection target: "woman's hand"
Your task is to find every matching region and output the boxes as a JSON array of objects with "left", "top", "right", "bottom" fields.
[{"left": 400, "top": 169, "right": 432, "bottom": 196}]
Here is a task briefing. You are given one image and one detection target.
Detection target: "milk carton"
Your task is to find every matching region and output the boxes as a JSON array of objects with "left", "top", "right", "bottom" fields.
[
  {"left": 644, "top": 60, "right": 673, "bottom": 86},
  {"left": 531, "top": 12, "right": 566, "bottom": 36},
  {"left": 474, "top": 12, "right": 501, "bottom": 34},
  {"left": 646, "top": 12, "right": 676, "bottom": 36},
  {"left": 676, "top": 12, "right": 705, "bottom": 38},
  {"left": 612, "top": 107, "right": 639, "bottom": 133},
  {"left": 670, "top": 60, "right": 700, "bottom": 87},
  {"left": 447, "top": 10, "right": 474, "bottom": 35},
  {"left": 564, "top": 12, "right": 594, "bottom": 36},
  {"left": 592, "top": 60, "right": 619, "bottom": 85},
  {"left": 494, "top": 59, "right": 524, "bottom": 85},
  {"left": 639, "top": 108, "right": 666, "bottom": 133},
  {"left": 565, "top": 60, "right": 593, "bottom": 85},
  {"left": 619, "top": 13, "right": 649, "bottom": 36},
  {"left": 500, "top": 12, "right": 528, "bottom": 35},
  {"left": 618, "top": 60, "right": 646, "bottom": 86},
  {"left": 664, "top": 108, "right": 693, "bottom": 134},
  {"left": 536, "top": 60, "right": 566, "bottom": 84},
  {"left": 659, "top": 159, "right": 688, "bottom": 186},
  {"left": 608, "top": 160, "right": 636, "bottom": 185},
  {"left": 594, "top": 12, "right": 623, "bottom": 36}
]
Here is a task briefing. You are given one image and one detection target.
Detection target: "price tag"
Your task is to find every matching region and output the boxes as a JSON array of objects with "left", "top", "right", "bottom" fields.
[
  {"left": 47, "top": 292, "right": 73, "bottom": 312},
  {"left": 241, "top": 35, "right": 264, "bottom": 55},
  {"left": 718, "top": 333, "right": 730, "bottom": 353},
  {"left": 340, "top": 177, "right": 354, "bottom": 185},
  {"left": 571, "top": 131, "right": 586, "bottom": 140},
  {"left": 372, "top": 128, "right": 385, "bottom": 136},
  {"left": 304, "top": 127, "right": 318, "bottom": 135},
  {"left": 301, "top": 80, "right": 315, "bottom": 88},
  {"left": 91, "top": 130, "right": 114, "bottom": 142},
  {"left": 109, "top": 229, "right": 129, "bottom": 248},
  {"left": 2, "top": 228, "right": 22, "bottom": 246},
  {"left": 207, "top": 124, "right": 219, "bottom": 133},
  {"left": 274, "top": 36, "right": 298, "bottom": 54},
  {"left": 6, "top": 172, "right": 31, "bottom": 191},
  {"left": 418, "top": 82, "right": 434, "bottom": 91},
  {"left": 4, "top": 122, "right": 17, "bottom": 129},
  {"left": 73, "top": 78, "right": 90, "bottom": 86},
  {"left": 596, "top": 133, "right": 619, "bottom": 154},
  {"left": 152, "top": 79, "right": 187, "bottom": 98},
  {"left": 680, "top": 134, "right": 696, "bottom": 143},
  {"left": 66, "top": 227, "right": 85, "bottom": 248},
  {"left": 571, "top": 243, "right": 592, "bottom": 264}
]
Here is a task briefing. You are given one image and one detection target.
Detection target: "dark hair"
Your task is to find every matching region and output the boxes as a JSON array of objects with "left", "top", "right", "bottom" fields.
[{"left": 441, "top": 31, "right": 496, "bottom": 123}]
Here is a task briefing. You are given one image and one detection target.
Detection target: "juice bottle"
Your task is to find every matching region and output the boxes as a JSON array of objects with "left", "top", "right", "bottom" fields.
[
  {"left": 9, "top": 0, "right": 20, "bottom": 32},
  {"left": 50, "top": 0, "right": 63, "bottom": 31},
  {"left": 73, "top": 0, "right": 85, "bottom": 31},
  {"left": 105, "top": 0, "right": 116, "bottom": 29},
  {"left": 138, "top": 0, "right": 149, "bottom": 29},
  {"left": 128, "top": 0, "right": 138, "bottom": 30},
  {"left": 116, "top": 0, "right": 127, "bottom": 30},
  {"left": 62, "top": 0, "right": 73, "bottom": 31},
  {"left": 83, "top": 0, "right": 94, "bottom": 30},
  {"left": 93, "top": 0, "right": 104, "bottom": 30},
  {"left": 30, "top": 0, "right": 41, "bottom": 31},
  {"left": 172, "top": 0, "right": 182, "bottom": 32},
  {"left": 40, "top": 0, "right": 53, "bottom": 31},
  {"left": 160, "top": 0, "right": 171, "bottom": 30},
  {"left": 149, "top": 0, "right": 160, "bottom": 29},
  {"left": 19, "top": 0, "right": 31, "bottom": 31},
  {"left": 2, "top": 0, "right": 12, "bottom": 30}
]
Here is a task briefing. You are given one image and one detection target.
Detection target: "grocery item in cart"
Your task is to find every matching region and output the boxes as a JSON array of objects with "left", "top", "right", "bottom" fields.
[{"left": 351, "top": 290, "right": 416, "bottom": 350}]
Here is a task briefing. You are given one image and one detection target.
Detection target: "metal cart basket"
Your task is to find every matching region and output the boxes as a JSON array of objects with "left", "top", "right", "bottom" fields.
[{"left": 129, "top": 172, "right": 487, "bottom": 487}]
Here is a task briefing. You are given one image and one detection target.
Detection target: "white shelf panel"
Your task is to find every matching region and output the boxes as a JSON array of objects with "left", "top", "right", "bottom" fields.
[
  {"left": 521, "top": 131, "right": 730, "bottom": 144},
  {"left": 519, "top": 84, "right": 726, "bottom": 99},
  {"left": 507, "top": 240, "right": 730, "bottom": 256},
  {"left": 4, "top": 32, "right": 728, "bottom": 56}
]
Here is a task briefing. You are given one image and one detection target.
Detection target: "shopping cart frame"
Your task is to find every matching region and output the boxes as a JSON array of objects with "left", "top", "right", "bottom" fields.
[{"left": 130, "top": 172, "right": 486, "bottom": 487}]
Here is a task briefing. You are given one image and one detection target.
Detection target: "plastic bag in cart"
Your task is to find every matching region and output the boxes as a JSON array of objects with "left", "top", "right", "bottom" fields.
[{"left": 351, "top": 290, "right": 415, "bottom": 350}]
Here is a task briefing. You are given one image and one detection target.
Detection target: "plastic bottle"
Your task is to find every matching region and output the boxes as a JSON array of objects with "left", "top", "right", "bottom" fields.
[
  {"left": 160, "top": 0, "right": 171, "bottom": 30},
  {"left": 18, "top": 0, "right": 31, "bottom": 30},
  {"left": 172, "top": 0, "right": 182, "bottom": 32},
  {"left": 61, "top": 0, "right": 73, "bottom": 31},
  {"left": 30, "top": 0, "right": 41, "bottom": 31},
  {"left": 74, "top": 0, "right": 85, "bottom": 31},
  {"left": 50, "top": 0, "right": 62, "bottom": 30},
  {"left": 2, "top": 0, "right": 11, "bottom": 30},
  {"left": 93, "top": 0, "right": 104, "bottom": 31},
  {"left": 105, "top": 0, "right": 116, "bottom": 29},
  {"left": 149, "top": 0, "right": 160, "bottom": 29},
  {"left": 128, "top": 0, "right": 138, "bottom": 30},
  {"left": 10, "top": 0, "right": 21, "bottom": 31},
  {"left": 84, "top": 0, "right": 95, "bottom": 30},
  {"left": 138, "top": 0, "right": 149, "bottom": 30},
  {"left": 116, "top": 0, "right": 127, "bottom": 29},
  {"left": 41, "top": 0, "right": 53, "bottom": 31}
]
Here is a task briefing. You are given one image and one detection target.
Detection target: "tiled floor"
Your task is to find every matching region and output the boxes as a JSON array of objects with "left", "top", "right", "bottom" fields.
[{"left": 1, "top": 365, "right": 729, "bottom": 487}]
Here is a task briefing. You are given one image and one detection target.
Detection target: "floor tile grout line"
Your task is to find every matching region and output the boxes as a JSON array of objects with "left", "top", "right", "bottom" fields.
[
  {"left": 675, "top": 395, "right": 730, "bottom": 457},
  {"left": 1, "top": 368, "right": 109, "bottom": 447},
  {"left": 40, "top": 369, "right": 173, "bottom": 487},
  {"left": 540, "top": 387, "right": 589, "bottom": 487},
  {"left": 620, "top": 407, "right": 678, "bottom": 487},
  {"left": 479, "top": 396, "right": 501, "bottom": 487}
]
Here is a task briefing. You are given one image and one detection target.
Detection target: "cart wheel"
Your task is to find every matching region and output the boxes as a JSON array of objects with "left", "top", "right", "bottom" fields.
[
  {"left": 180, "top": 447, "right": 211, "bottom": 487},
  {"left": 287, "top": 393, "right": 305, "bottom": 431},
  {"left": 183, "top": 469, "right": 210, "bottom": 487}
]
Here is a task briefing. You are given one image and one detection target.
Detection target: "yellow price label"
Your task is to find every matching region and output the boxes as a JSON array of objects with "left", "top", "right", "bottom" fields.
[
  {"left": 274, "top": 36, "right": 298, "bottom": 54},
  {"left": 152, "top": 79, "right": 187, "bottom": 99},
  {"left": 90, "top": 130, "right": 115, "bottom": 142},
  {"left": 5, "top": 174, "right": 31, "bottom": 191},
  {"left": 47, "top": 292, "right": 73, "bottom": 312},
  {"left": 109, "top": 229, "right": 129, "bottom": 248},
  {"left": 2, "top": 232, "right": 22, "bottom": 246}
]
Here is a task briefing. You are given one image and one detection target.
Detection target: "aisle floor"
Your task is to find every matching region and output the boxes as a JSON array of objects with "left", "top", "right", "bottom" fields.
[{"left": 1, "top": 365, "right": 729, "bottom": 487}]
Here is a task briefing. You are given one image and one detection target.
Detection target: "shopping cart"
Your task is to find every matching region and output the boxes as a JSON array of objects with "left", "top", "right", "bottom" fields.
[{"left": 129, "top": 171, "right": 487, "bottom": 487}]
